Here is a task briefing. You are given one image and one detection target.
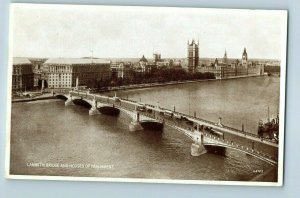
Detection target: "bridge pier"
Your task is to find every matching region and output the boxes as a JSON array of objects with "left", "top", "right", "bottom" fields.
[
  {"left": 89, "top": 100, "right": 100, "bottom": 116},
  {"left": 129, "top": 121, "right": 143, "bottom": 131},
  {"left": 191, "top": 130, "right": 206, "bottom": 156},
  {"left": 129, "top": 111, "right": 143, "bottom": 131},
  {"left": 65, "top": 97, "right": 74, "bottom": 106}
]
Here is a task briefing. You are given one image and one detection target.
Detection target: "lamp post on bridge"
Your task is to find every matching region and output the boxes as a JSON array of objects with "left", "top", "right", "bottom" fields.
[
  {"left": 218, "top": 117, "right": 223, "bottom": 126},
  {"left": 75, "top": 76, "right": 79, "bottom": 90}
]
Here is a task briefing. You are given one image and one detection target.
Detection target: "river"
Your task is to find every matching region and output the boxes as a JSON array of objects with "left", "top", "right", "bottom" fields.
[{"left": 10, "top": 76, "right": 280, "bottom": 182}]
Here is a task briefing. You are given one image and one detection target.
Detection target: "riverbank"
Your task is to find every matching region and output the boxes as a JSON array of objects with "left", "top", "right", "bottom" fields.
[
  {"left": 12, "top": 92, "right": 57, "bottom": 103},
  {"left": 12, "top": 74, "right": 265, "bottom": 103},
  {"left": 103, "top": 74, "right": 264, "bottom": 93}
]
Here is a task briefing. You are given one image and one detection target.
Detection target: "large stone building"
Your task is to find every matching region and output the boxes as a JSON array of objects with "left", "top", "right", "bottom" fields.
[
  {"left": 187, "top": 39, "right": 199, "bottom": 73},
  {"left": 139, "top": 55, "right": 149, "bottom": 73},
  {"left": 111, "top": 61, "right": 134, "bottom": 79},
  {"left": 44, "top": 58, "right": 111, "bottom": 89},
  {"left": 134, "top": 55, "right": 152, "bottom": 74},
  {"left": 153, "top": 53, "right": 161, "bottom": 63},
  {"left": 151, "top": 53, "right": 182, "bottom": 69},
  {"left": 29, "top": 58, "right": 48, "bottom": 87},
  {"left": 12, "top": 57, "right": 34, "bottom": 91},
  {"left": 197, "top": 49, "right": 264, "bottom": 79}
]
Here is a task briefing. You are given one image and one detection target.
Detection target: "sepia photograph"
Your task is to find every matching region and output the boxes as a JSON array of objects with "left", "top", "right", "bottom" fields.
[{"left": 6, "top": 3, "right": 287, "bottom": 185}]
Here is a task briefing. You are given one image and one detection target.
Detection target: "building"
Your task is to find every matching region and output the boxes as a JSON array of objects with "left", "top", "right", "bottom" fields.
[
  {"left": 223, "top": 50, "right": 228, "bottom": 65},
  {"left": 242, "top": 47, "right": 248, "bottom": 68},
  {"left": 148, "top": 53, "right": 177, "bottom": 68},
  {"left": 187, "top": 39, "right": 199, "bottom": 73},
  {"left": 137, "top": 55, "right": 151, "bottom": 73},
  {"left": 153, "top": 53, "right": 161, "bottom": 63},
  {"left": 118, "top": 63, "right": 134, "bottom": 79},
  {"left": 110, "top": 61, "right": 121, "bottom": 78},
  {"left": 197, "top": 49, "right": 264, "bottom": 79},
  {"left": 29, "top": 58, "right": 48, "bottom": 87},
  {"left": 12, "top": 57, "right": 34, "bottom": 91},
  {"left": 44, "top": 58, "right": 111, "bottom": 89},
  {"left": 111, "top": 61, "right": 134, "bottom": 79}
]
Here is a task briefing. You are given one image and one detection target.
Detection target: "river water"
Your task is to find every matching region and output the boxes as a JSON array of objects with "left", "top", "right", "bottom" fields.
[{"left": 10, "top": 76, "right": 280, "bottom": 182}]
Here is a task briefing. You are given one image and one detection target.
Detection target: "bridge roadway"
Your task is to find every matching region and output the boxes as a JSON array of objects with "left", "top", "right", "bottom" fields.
[{"left": 61, "top": 90, "right": 278, "bottom": 165}]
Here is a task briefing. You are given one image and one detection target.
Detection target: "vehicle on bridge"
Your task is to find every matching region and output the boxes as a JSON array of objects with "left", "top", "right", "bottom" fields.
[
  {"left": 180, "top": 116, "right": 194, "bottom": 126},
  {"left": 185, "top": 120, "right": 194, "bottom": 126},
  {"left": 136, "top": 103, "right": 146, "bottom": 112},
  {"left": 205, "top": 126, "right": 224, "bottom": 137},
  {"left": 163, "top": 110, "right": 173, "bottom": 118},
  {"left": 173, "top": 113, "right": 182, "bottom": 120},
  {"left": 75, "top": 85, "right": 88, "bottom": 91}
]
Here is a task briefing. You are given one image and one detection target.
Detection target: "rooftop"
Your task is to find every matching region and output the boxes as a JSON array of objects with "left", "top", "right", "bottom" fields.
[
  {"left": 139, "top": 55, "right": 148, "bottom": 62},
  {"left": 44, "top": 58, "right": 111, "bottom": 65},
  {"left": 13, "top": 57, "right": 32, "bottom": 65}
]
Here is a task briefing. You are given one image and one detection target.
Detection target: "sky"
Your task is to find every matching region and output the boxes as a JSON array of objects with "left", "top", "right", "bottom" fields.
[{"left": 11, "top": 4, "right": 287, "bottom": 59}]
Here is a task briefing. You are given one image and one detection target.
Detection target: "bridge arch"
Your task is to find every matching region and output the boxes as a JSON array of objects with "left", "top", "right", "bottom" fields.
[
  {"left": 57, "top": 93, "right": 93, "bottom": 108},
  {"left": 72, "top": 98, "right": 93, "bottom": 109},
  {"left": 56, "top": 94, "right": 68, "bottom": 101}
]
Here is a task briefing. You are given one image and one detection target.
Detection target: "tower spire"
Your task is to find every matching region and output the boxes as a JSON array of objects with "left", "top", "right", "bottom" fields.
[{"left": 223, "top": 49, "right": 228, "bottom": 64}]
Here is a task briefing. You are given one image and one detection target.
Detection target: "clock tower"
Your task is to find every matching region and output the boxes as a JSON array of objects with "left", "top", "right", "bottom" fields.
[{"left": 242, "top": 47, "right": 248, "bottom": 68}]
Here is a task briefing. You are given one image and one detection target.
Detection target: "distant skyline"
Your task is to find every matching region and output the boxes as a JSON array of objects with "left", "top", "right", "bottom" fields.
[{"left": 12, "top": 4, "right": 286, "bottom": 59}]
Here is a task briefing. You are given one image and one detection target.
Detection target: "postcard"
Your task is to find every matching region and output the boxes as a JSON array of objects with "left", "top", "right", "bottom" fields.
[{"left": 6, "top": 3, "right": 287, "bottom": 186}]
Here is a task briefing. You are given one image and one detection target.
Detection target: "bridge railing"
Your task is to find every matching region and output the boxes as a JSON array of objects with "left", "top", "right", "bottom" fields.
[
  {"left": 202, "top": 133, "right": 277, "bottom": 163},
  {"left": 161, "top": 120, "right": 277, "bottom": 163},
  {"left": 53, "top": 89, "right": 71, "bottom": 94},
  {"left": 171, "top": 122, "right": 277, "bottom": 164},
  {"left": 173, "top": 111, "right": 277, "bottom": 144}
]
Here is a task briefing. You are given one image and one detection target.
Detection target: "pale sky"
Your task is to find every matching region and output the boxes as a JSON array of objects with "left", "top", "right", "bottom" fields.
[{"left": 11, "top": 4, "right": 287, "bottom": 59}]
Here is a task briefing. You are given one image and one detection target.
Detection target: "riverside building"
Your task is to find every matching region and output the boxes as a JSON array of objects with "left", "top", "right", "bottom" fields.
[
  {"left": 12, "top": 57, "right": 34, "bottom": 91},
  {"left": 29, "top": 58, "right": 48, "bottom": 87},
  {"left": 44, "top": 58, "right": 111, "bottom": 89},
  {"left": 111, "top": 61, "right": 134, "bottom": 79},
  {"left": 197, "top": 48, "right": 264, "bottom": 79},
  {"left": 187, "top": 39, "right": 199, "bottom": 73}
]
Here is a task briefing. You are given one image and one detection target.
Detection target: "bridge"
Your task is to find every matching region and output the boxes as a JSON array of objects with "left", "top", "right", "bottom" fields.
[{"left": 55, "top": 89, "right": 279, "bottom": 166}]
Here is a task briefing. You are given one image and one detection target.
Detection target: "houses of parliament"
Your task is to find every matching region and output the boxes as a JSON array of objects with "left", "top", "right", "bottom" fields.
[{"left": 187, "top": 39, "right": 266, "bottom": 79}]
